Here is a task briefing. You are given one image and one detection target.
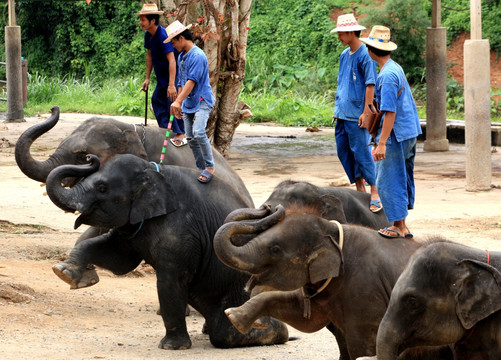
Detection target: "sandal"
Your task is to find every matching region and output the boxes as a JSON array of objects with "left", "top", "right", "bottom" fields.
[
  {"left": 198, "top": 169, "right": 214, "bottom": 184},
  {"left": 170, "top": 137, "right": 188, "bottom": 147},
  {"left": 369, "top": 199, "right": 383, "bottom": 213}
]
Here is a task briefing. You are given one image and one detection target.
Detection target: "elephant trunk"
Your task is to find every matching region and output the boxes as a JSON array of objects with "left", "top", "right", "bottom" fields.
[
  {"left": 46, "top": 155, "right": 100, "bottom": 213},
  {"left": 15, "top": 106, "right": 65, "bottom": 182},
  {"left": 376, "top": 316, "right": 401, "bottom": 360},
  {"left": 223, "top": 204, "right": 272, "bottom": 223},
  {"left": 214, "top": 204, "right": 285, "bottom": 273}
]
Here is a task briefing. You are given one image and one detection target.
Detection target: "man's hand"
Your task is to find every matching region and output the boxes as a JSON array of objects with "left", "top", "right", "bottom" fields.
[
  {"left": 373, "top": 142, "right": 386, "bottom": 162},
  {"left": 141, "top": 79, "right": 150, "bottom": 92},
  {"left": 167, "top": 85, "right": 177, "bottom": 101},
  {"left": 171, "top": 100, "right": 182, "bottom": 119},
  {"left": 359, "top": 113, "right": 365, "bottom": 128}
]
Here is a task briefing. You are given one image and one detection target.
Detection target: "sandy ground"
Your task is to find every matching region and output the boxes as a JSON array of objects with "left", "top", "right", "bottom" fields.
[{"left": 0, "top": 113, "right": 500, "bottom": 360}]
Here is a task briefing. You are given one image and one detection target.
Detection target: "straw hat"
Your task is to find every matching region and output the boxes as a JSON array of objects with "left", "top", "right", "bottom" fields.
[
  {"left": 360, "top": 25, "right": 398, "bottom": 51},
  {"left": 330, "top": 13, "right": 366, "bottom": 33},
  {"left": 135, "top": 3, "right": 164, "bottom": 16},
  {"left": 163, "top": 20, "right": 193, "bottom": 43}
]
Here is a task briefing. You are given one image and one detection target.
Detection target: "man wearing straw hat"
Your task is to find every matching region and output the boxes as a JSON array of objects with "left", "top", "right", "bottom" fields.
[
  {"left": 137, "top": 3, "right": 187, "bottom": 146},
  {"left": 360, "top": 25, "right": 422, "bottom": 239},
  {"left": 165, "top": 21, "right": 216, "bottom": 183},
  {"left": 331, "top": 13, "right": 382, "bottom": 213}
]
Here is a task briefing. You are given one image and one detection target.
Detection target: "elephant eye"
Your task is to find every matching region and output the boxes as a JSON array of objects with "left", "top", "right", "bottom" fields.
[
  {"left": 405, "top": 295, "right": 420, "bottom": 309},
  {"left": 97, "top": 183, "right": 107, "bottom": 193},
  {"left": 76, "top": 151, "right": 88, "bottom": 164},
  {"left": 269, "top": 245, "right": 281, "bottom": 256}
]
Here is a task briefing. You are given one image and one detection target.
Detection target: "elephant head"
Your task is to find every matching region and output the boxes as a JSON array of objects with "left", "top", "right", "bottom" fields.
[
  {"left": 46, "top": 154, "right": 177, "bottom": 229},
  {"left": 376, "top": 241, "right": 501, "bottom": 360},
  {"left": 15, "top": 106, "right": 147, "bottom": 185},
  {"left": 214, "top": 205, "right": 343, "bottom": 292},
  {"left": 262, "top": 180, "right": 347, "bottom": 223}
]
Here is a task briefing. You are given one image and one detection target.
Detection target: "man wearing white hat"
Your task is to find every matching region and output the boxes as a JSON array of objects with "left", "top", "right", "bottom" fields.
[
  {"left": 360, "top": 25, "right": 422, "bottom": 239},
  {"left": 331, "top": 13, "right": 382, "bottom": 213},
  {"left": 165, "top": 21, "right": 216, "bottom": 183},
  {"left": 137, "top": 3, "right": 186, "bottom": 146}
]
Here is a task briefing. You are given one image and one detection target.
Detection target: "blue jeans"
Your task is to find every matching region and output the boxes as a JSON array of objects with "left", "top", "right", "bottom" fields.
[
  {"left": 151, "top": 85, "right": 185, "bottom": 134},
  {"left": 335, "top": 119, "right": 376, "bottom": 185},
  {"left": 183, "top": 100, "right": 214, "bottom": 170},
  {"left": 375, "top": 131, "right": 417, "bottom": 222}
]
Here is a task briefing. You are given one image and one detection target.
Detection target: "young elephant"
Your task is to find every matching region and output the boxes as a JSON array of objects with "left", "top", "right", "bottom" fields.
[
  {"left": 213, "top": 205, "right": 452, "bottom": 360},
  {"left": 377, "top": 240, "right": 501, "bottom": 360},
  {"left": 45, "top": 154, "right": 288, "bottom": 350}
]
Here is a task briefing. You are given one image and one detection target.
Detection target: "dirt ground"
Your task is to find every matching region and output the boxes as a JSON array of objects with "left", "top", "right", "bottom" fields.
[{"left": 0, "top": 113, "right": 500, "bottom": 360}]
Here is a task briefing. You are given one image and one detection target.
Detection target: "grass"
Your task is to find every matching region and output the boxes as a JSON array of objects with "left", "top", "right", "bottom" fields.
[{"left": 0, "top": 73, "right": 499, "bottom": 124}]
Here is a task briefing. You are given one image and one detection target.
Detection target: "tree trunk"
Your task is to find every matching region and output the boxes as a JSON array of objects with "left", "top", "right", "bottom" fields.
[{"left": 167, "top": 0, "right": 252, "bottom": 157}]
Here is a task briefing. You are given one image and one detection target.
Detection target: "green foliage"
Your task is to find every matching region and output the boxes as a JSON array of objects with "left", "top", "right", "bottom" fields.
[
  {"left": 364, "top": 0, "right": 430, "bottom": 83},
  {"left": 442, "top": 0, "right": 501, "bottom": 53}
]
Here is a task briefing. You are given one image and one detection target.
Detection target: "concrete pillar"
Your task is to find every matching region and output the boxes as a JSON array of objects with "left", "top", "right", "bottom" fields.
[
  {"left": 5, "top": 25, "right": 24, "bottom": 122},
  {"left": 424, "top": 27, "right": 449, "bottom": 152},
  {"left": 464, "top": 39, "right": 491, "bottom": 191}
]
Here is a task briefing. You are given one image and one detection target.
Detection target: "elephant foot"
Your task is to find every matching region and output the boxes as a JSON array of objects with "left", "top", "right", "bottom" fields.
[
  {"left": 52, "top": 263, "right": 99, "bottom": 289},
  {"left": 158, "top": 333, "right": 192, "bottom": 350},
  {"left": 225, "top": 307, "right": 268, "bottom": 335}
]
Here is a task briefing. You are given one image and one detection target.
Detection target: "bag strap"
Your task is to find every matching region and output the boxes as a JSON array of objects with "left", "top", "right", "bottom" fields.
[{"left": 397, "top": 68, "right": 405, "bottom": 97}]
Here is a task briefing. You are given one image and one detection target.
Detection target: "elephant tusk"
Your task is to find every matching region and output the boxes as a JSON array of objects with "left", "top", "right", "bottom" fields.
[
  {"left": 43, "top": 192, "right": 47, "bottom": 196},
  {"left": 40, "top": 183, "right": 46, "bottom": 187},
  {"left": 74, "top": 210, "right": 81, "bottom": 215}
]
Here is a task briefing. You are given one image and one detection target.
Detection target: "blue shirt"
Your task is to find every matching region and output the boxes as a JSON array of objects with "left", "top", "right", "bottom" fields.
[
  {"left": 144, "top": 25, "right": 178, "bottom": 88},
  {"left": 177, "top": 45, "right": 215, "bottom": 113},
  {"left": 334, "top": 44, "right": 377, "bottom": 121},
  {"left": 376, "top": 59, "right": 422, "bottom": 142}
]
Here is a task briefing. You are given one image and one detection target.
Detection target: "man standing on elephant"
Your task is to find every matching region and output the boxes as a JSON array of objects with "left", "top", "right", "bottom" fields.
[
  {"left": 360, "top": 25, "right": 422, "bottom": 239},
  {"left": 331, "top": 14, "right": 382, "bottom": 213},
  {"left": 137, "top": 3, "right": 187, "bottom": 147},
  {"left": 166, "top": 21, "right": 216, "bottom": 184}
]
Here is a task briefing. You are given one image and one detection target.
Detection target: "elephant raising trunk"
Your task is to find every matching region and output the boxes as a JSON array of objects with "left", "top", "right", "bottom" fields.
[
  {"left": 46, "top": 154, "right": 100, "bottom": 214},
  {"left": 214, "top": 204, "right": 286, "bottom": 273},
  {"left": 15, "top": 106, "right": 63, "bottom": 182}
]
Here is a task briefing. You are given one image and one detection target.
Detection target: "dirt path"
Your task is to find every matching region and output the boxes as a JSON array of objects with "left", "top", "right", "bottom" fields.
[{"left": 0, "top": 113, "right": 500, "bottom": 359}]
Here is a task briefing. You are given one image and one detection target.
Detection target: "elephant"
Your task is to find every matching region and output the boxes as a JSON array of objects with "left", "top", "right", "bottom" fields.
[
  {"left": 15, "top": 106, "right": 253, "bottom": 287},
  {"left": 213, "top": 204, "right": 453, "bottom": 360},
  {"left": 44, "top": 154, "right": 288, "bottom": 350},
  {"left": 376, "top": 240, "right": 501, "bottom": 360},
  {"left": 262, "top": 180, "right": 390, "bottom": 228}
]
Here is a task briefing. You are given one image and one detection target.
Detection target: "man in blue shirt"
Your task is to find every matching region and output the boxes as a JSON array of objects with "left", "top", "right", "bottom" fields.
[
  {"left": 137, "top": 3, "right": 186, "bottom": 146},
  {"left": 361, "top": 25, "right": 422, "bottom": 239},
  {"left": 331, "top": 14, "right": 382, "bottom": 213},
  {"left": 165, "top": 21, "right": 216, "bottom": 183}
]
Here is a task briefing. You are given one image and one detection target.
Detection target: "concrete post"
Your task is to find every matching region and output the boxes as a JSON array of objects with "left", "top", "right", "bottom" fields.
[
  {"left": 5, "top": 25, "right": 24, "bottom": 122},
  {"left": 424, "top": 27, "right": 449, "bottom": 152},
  {"left": 464, "top": 39, "right": 491, "bottom": 191}
]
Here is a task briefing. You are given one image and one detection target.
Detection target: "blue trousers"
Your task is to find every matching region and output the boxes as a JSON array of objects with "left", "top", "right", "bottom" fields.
[
  {"left": 375, "top": 131, "right": 417, "bottom": 222},
  {"left": 183, "top": 100, "right": 214, "bottom": 170},
  {"left": 335, "top": 119, "right": 376, "bottom": 185},
  {"left": 151, "top": 84, "right": 185, "bottom": 133}
]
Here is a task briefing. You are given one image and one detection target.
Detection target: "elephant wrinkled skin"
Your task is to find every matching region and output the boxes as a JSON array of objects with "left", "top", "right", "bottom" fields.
[
  {"left": 377, "top": 240, "right": 501, "bottom": 360},
  {"left": 45, "top": 154, "right": 287, "bottom": 350},
  {"left": 214, "top": 205, "right": 452, "bottom": 359}
]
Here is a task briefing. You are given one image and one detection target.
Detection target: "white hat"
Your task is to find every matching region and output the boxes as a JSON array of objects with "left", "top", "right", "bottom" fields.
[
  {"left": 135, "top": 3, "right": 163, "bottom": 16},
  {"left": 360, "top": 25, "right": 398, "bottom": 51},
  {"left": 163, "top": 20, "right": 193, "bottom": 43},
  {"left": 330, "top": 14, "right": 366, "bottom": 33}
]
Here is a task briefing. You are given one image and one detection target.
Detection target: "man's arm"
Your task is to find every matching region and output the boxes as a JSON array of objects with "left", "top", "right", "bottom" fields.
[
  {"left": 166, "top": 52, "right": 177, "bottom": 101},
  {"left": 373, "top": 111, "right": 395, "bottom": 162},
  {"left": 141, "top": 50, "right": 153, "bottom": 91},
  {"left": 171, "top": 80, "right": 196, "bottom": 118},
  {"left": 359, "top": 84, "right": 375, "bottom": 127}
]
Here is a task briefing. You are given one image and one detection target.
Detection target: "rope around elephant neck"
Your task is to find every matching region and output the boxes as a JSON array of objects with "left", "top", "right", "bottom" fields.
[{"left": 301, "top": 220, "right": 344, "bottom": 319}]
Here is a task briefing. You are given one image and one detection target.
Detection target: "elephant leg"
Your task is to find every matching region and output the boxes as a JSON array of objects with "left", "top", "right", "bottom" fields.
[
  {"left": 53, "top": 230, "right": 142, "bottom": 289},
  {"left": 225, "top": 290, "right": 330, "bottom": 334},
  {"left": 326, "top": 322, "right": 351, "bottom": 360},
  {"left": 155, "top": 270, "right": 192, "bottom": 350}
]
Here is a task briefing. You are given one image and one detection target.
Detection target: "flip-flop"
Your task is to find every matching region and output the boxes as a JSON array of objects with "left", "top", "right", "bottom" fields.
[
  {"left": 170, "top": 137, "right": 188, "bottom": 147},
  {"left": 405, "top": 228, "right": 414, "bottom": 239},
  {"left": 369, "top": 199, "right": 383, "bottom": 213},
  {"left": 378, "top": 227, "right": 404, "bottom": 239},
  {"left": 198, "top": 169, "right": 214, "bottom": 184}
]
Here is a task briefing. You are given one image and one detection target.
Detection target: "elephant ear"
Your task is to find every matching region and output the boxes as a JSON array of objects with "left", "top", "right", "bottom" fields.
[
  {"left": 121, "top": 129, "right": 148, "bottom": 159},
  {"left": 129, "top": 168, "right": 177, "bottom": 224},
  {"left": 454, "top": 259, "right": 501, "bottom": 329},
  {"left": 319, "top": 195, "right": 347, "bottom": 223},
  {"left": 308, "top": 234, "right": 343, "bottom": 284}
]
